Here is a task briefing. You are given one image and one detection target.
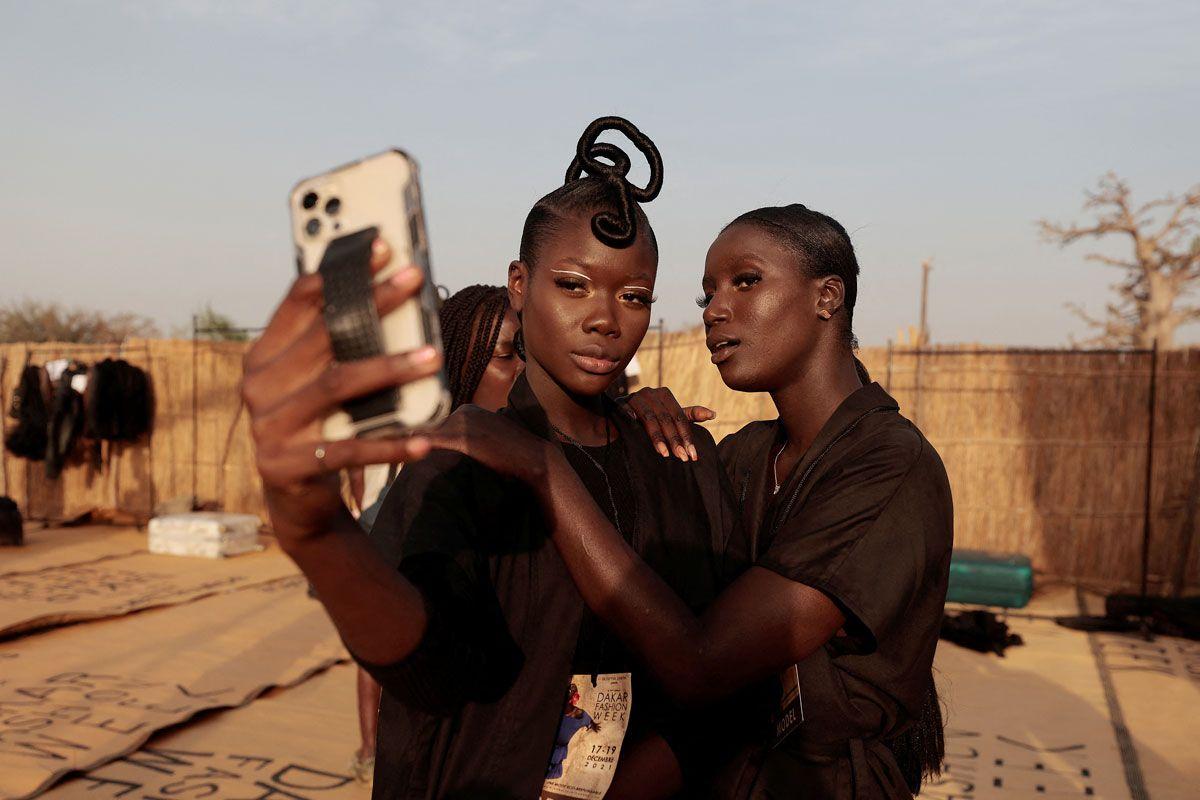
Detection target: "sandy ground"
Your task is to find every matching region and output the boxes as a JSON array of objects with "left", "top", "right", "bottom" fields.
[{"left": 3, "top": 526, "right": 1197, "bottom": 799}]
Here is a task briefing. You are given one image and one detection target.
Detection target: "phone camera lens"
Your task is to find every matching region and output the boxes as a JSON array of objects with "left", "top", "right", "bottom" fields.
[
  {"left": 324, "top": 197, "right": 341, "bottom": 215},
  {"left": 305, "top": 218, "right": 321, "bottom": 237},
  {"left": 302, "top": 192, "right": 318, "bottom": 210}
]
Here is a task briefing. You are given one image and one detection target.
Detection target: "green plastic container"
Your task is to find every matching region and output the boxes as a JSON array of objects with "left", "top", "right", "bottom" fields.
[{"left": 946, "top": 549, "right": 1034, "bottom": 609}]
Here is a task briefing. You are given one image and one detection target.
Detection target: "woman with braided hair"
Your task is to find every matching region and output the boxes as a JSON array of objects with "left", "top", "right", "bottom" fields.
[
  {"left": 351, "top": 283, "right": 521, "bottom": 782},
  {"left": 437, "top": 284, "right": 523, "bottom": 413},
  {"left": 245, "top": 116, "right": 753, "bottom": 799}
]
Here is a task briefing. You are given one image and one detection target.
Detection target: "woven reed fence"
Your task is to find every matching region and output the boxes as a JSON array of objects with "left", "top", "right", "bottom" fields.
[
  {"left": 636, "top": 329, "right": 1200, "bottom": 593},
  {"left": 3, "top": 335, "right": 1198, "bottom": 591}
]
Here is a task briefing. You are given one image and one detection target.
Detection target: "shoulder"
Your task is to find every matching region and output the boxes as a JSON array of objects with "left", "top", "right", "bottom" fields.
[
  {"left": 814, "top": 413, "right": 951, "bottom": 531},
  {"left": 385, "top": 449, "right": 477, "bottom": 502},
  {"left": 685, "top": 421, "right": 721, "bottom": 463},
  {"left": 836, "top": 412, "right": 926, "bottom": 475},
  {"left": 372, "top": 449, "right": 493, "bottom": 541},
  {"left": 717, "top": 419, "right": 775, "bottom": 473}
]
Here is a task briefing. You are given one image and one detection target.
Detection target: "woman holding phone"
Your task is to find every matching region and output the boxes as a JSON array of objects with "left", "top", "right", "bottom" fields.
[{"left": 245, "top": 118, "right": 753, "bottom": 799}]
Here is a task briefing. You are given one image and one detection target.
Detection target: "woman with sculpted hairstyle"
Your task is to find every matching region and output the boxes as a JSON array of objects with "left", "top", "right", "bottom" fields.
[{"left": 245, "top": 117, "right": 755, "bottom": 799}]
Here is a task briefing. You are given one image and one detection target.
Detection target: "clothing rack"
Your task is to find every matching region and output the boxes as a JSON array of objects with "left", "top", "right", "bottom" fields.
[
  {"left": 21, "top": 341, "right": 151, "bottom": 355},
  {"left": 3, "top": 342, "right": 155, "bottom": 523}
]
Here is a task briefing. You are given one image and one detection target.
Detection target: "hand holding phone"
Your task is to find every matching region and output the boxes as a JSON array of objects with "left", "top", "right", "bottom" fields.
[{"left": 243, "top": 239, "right": 442, "bottom": 546}]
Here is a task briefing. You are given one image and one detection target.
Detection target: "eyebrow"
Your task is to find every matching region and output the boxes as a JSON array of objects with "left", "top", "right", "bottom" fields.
[
  {"left": 551, "top": 269, "right": 591, "bottom": 281},
  {"left": 623, "top": 285, "right": 654, "bottom": 293}
]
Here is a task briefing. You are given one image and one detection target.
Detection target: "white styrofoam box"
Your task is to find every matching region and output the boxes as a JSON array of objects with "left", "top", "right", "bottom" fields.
[{"left": 148, "top": 512, "right": 263, "bottom": 559}]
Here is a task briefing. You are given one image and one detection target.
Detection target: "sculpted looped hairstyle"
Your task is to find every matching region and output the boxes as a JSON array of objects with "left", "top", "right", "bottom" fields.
[
  {"left": 519, "top": 116, "right": 664, "bottom": 268},
  {"left": 725, "top": 204, "right": 861, "bottom": 349}
]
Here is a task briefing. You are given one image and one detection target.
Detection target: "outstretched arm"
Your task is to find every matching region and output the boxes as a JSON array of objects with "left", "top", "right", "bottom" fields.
[
  {"left": 244, "top": 238, "right": 439, "bottom": 666},
  {"left": 246, "top": 241, "right": 526, "bottom": 715},
  {"left": 428, "top": 407, "right": 845, "bottom": 707}
]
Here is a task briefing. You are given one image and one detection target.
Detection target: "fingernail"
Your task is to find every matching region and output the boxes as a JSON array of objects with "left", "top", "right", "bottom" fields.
[
  {"left": 688, "top": 444, "right": 698, "bottom": 461},
  {"left": 408, "top": 436, "right": 431, "bottom": 457},
  {"left": 410, "top": 346, "right": 437, "bottom": 363},
  {"left": 391, "top": 267, "right": 418, "bottom": 286},
  {"left": 656, "top": 443, "right": 670, "bottom": 458},
  {"left": 675, "top": 446, "right": 688, "bottom": 461},
  {"left": 372, "top": 238, "right": 388, "bottom": 255}
]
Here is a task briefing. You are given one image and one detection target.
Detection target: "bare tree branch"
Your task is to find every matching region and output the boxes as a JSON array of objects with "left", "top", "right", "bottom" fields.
[
  {"left": 1044, "top": 174, "right": 1200, "bottom": 348},
  {"left": 1084, "top": 253, "right": 1139, "bottom": 270},
  {"left": 1151, "top": 187, "right": 1200, "bottom": 245}
]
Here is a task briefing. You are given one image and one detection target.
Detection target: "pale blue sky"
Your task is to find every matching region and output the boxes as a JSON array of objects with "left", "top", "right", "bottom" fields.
[{"left": 3, "top": 1, "right": 1198, "bottom": 345}]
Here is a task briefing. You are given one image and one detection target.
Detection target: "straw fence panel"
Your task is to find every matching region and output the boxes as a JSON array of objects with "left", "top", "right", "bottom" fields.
[
  {"left": 636, "top": 329, "right": 1200, "bottom": 592},
  {"left": 2, "top": 335, "right": 1197, "bottom": 591}
]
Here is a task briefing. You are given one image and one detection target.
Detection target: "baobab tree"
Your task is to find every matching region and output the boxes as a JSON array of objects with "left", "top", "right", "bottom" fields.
[{"left": 1039, "top": 172, "right": 1200, "bottom": 348}]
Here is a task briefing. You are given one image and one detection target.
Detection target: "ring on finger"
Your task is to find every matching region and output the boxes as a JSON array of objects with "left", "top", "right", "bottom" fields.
[{"left": 314, "top": 445, "right": 329, "bottom": 471}]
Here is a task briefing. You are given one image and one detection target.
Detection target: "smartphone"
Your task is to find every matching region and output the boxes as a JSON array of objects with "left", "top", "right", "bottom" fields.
[{"left": 290, "top": 150, "right": 450, "bottom": 440}]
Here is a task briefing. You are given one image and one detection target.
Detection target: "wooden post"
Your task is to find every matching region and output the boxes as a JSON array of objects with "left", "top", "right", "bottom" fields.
[
  {"left": 657, "top": 318, "right": 665, "bottom": 387},
  {"left": 885, "top": 339, "right": 893, "bottom": 392},
  {"left": 1139, "top": 339, "right": 1158, "bottom": 637},
  {"left": 919, "top": 259, "right": 932, "bottom": 347},
  {"left": 191, "top": 315, "right": 199, "bottom": 509}
]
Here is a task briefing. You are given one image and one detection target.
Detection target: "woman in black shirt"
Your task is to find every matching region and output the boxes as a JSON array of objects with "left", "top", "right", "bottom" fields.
[
  {"left": 352, "top": 284, "right": 522, "bottom": 782},
  {"left": 431, "top": 204, "right": 954, "bottom": 798},
  {"left": 244, "top": 118, "right": 749, "bottom": 800}
]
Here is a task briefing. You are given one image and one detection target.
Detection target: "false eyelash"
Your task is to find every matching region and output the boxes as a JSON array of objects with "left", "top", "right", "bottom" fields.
[{"left": 695, "top": 294, "right": 711, "bottom": 308}]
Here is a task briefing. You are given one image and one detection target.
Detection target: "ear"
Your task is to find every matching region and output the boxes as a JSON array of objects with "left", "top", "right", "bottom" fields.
[
  {"left": 507, "top": 260, "right": 528, "bottom": 314},
  {"left": 816, "top": 275, "right": 845, "bottom": 318}
]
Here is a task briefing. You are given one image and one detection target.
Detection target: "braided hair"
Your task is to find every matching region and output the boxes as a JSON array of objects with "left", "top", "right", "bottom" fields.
[
  {"left": 519, "top": 116, "right": 664, "bottom": 269},
  {"left": 725, "top": 204, "right": 860, "bottom": 349},
  {"left": 437, "top": 285, "right": 509, "bottom": 409}
]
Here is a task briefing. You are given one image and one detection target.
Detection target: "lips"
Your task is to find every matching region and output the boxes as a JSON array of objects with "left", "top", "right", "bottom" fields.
[
  {"left": 707, "top": 335, "right": 741, "bottom": 365},
  {"left": 570, "top": 344, "right": 623, "bottom": 376}
]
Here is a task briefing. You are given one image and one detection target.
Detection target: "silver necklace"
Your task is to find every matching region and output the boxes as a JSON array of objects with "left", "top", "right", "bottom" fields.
[
  {"left": 551, "top": 420, "right": 621, "bottom": 535},
  {"left": 772, "top": 439, "right": 788, "bottom": 495}
]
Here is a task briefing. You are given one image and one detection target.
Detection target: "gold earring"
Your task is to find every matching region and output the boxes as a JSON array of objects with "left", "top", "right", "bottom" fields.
[{"left": 818, "top": 309, "right": 833, "bottom": 320}]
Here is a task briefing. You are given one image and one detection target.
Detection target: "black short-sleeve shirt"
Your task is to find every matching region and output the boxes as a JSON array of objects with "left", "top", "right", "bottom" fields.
[
  {"left": 360, "top": 374, "right": 749, "bottom": 800},
  {"left": 719, "top": 383, "right": 953, "bottom": 800}
]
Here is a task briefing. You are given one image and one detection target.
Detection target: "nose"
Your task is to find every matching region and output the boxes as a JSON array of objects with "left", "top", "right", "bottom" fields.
[
  {"left": 583, "top": 295, "right": 620, "bottom": 338},
  {"left": 702, "top": 291, "right": 730, "bottom": 328}
]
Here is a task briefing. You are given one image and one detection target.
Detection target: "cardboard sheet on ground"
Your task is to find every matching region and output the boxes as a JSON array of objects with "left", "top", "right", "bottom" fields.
[
  {"left": 0, "top": 575, "right": 348, "bottom": 800},
  {"left": 0, "top": 545, "right": 296, "bottom": 637},
  {"left": 1085, "top": 625, "right": 1200, "bottom": 799},
  {"left": 920, "top": 587, "right": 1200, "bottom": 800},
  {"left": 0, "top": 527, "right": 146, "bottom": 577},
  {"left": 43, "top": 663, "right": 369, "bottom": 800}
]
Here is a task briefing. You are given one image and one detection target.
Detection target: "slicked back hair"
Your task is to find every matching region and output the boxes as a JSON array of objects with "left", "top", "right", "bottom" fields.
[
  {"left": 518, "top": 178, "right": 658, "bottom": 269},
  {"left": 725, "top": 204, "right": 860, "bottom": 349}
]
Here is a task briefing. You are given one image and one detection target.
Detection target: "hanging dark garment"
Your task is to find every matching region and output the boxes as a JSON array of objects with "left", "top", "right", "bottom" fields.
[
  {"left": 45, "top": 363, "right": 88, "bottom": 479},
  {"left": 85, "top": 358, "right": 154, "bottom": 441},
  {"left": 0, "top": 496, "right": 22, "bottom": 546},
  {"left": 4, "top": 364, "right": 50, "bottom": 461}
]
